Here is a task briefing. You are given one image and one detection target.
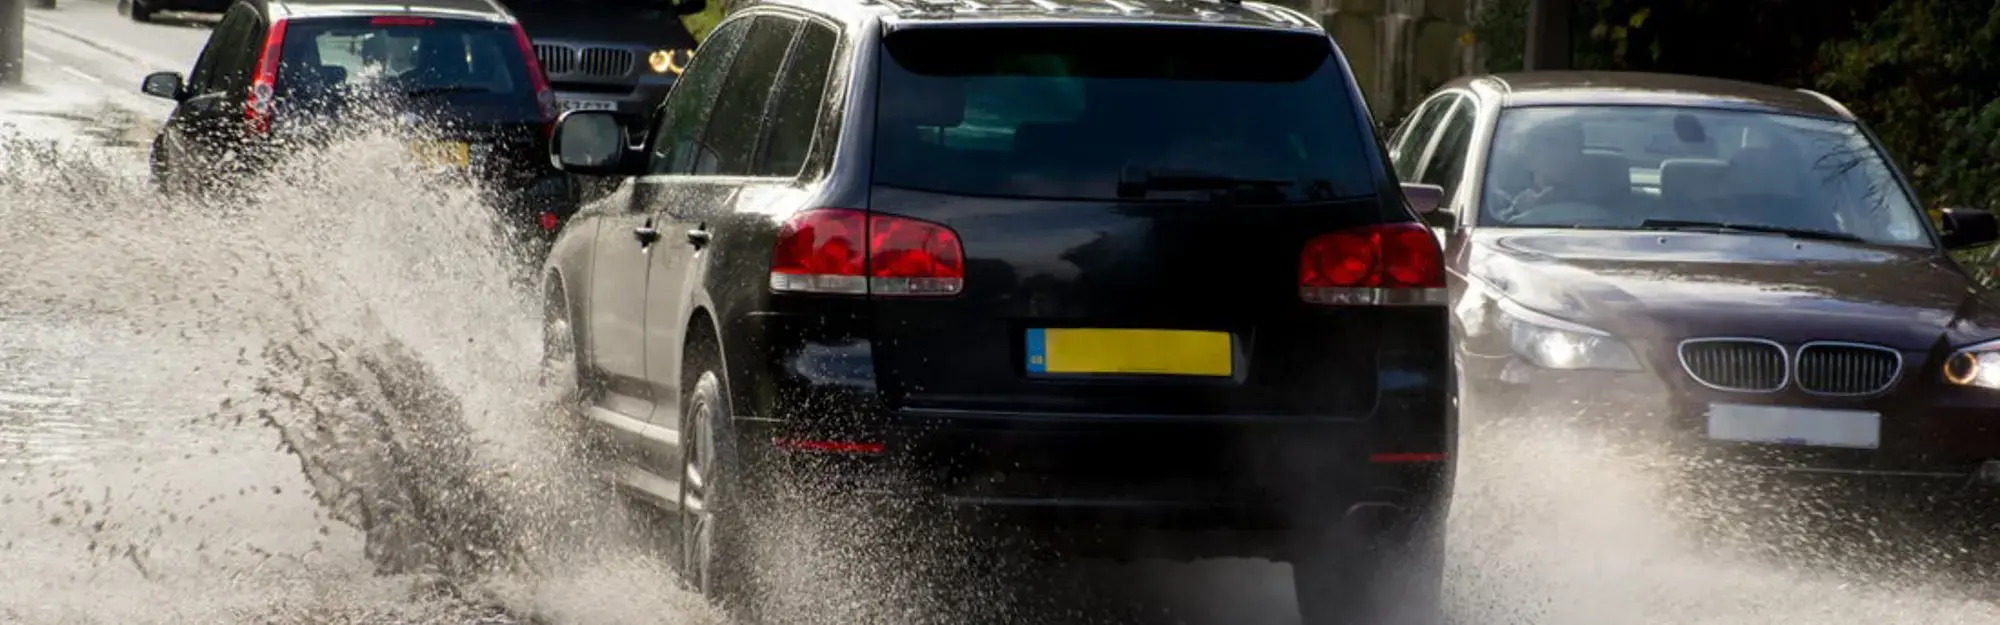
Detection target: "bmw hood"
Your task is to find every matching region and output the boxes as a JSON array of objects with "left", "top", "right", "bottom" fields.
[{"left": 1461, "top": 229, "right": 2000, "bottom": 351}]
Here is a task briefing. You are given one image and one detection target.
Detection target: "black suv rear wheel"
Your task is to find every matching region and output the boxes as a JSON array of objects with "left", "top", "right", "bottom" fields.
[{"left": 676, "top": 357, "right": 759, "bottom": 616}]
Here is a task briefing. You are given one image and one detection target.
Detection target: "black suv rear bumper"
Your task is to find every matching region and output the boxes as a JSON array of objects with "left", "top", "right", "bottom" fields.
[{"left": 732, "top": 411, "right": 1451, "bottom": 561}]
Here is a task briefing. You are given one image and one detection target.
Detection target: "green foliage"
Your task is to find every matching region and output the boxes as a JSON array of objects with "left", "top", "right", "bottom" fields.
[
  {"left": 1577, "top": 0, "right": 1661, "bottom": 69},
  {"left": 1471, "top": 0, "right": 1528, "bottom": 72},
  {"left": 1817, "top": 0, "right": 2000, "bottom": 211},
  {"left": 682, "top": 0, "right": 733, "bottom": 42}
]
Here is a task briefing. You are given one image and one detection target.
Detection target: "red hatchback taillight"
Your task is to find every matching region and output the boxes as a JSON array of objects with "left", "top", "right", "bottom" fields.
[
  {"left": 508, "top": 22, "right": 558, "bottom": 136},
  {"left": 245, "top": 18, "right": 288, "bottom": 136},
  {"left": 769, "top": 208, "right": 965, "bottom": 297},
  {"left": 1299, "top": 222, "right": 1445, "bottom": 305}
]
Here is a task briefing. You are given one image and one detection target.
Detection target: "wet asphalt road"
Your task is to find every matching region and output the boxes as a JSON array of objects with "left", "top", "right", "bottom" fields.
[{"left": 13, "top": 2, "right": 2000, "bottom": 623}]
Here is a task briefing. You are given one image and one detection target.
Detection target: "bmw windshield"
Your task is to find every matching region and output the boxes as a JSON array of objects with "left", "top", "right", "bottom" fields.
[{"left": 1479, "top": 105, "right": 1932, "bottom": 248}]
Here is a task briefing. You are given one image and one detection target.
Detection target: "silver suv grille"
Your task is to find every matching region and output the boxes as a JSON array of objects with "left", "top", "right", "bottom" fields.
[
  {"left": 534, "top": 44, "right": 575, "bottom": 74},
  {"left": 533, "top": 44, "right": 635, "bottom": 79},
  {"left": 1679, "top": 339, "right": 1787, "bottom": 392},
  {"left": 1794, "top": 342, "right": 1901, "bottom": 395}
]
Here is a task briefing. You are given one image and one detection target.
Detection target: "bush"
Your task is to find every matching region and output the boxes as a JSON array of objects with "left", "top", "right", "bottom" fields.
[
  {"left": 1817, "top": 0, "right": 2000, "bottom": 211},
  {"left": 681, "top": 0, "right": 734, "bottom": 42}
]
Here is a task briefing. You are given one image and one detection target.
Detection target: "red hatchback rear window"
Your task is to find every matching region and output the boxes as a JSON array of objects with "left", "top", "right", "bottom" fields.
[{"left": 276, "top": 16, "right": 534, "bottom": 98}]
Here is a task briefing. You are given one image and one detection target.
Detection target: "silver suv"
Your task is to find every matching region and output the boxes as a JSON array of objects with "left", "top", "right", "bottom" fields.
[{"left": 507, "top": 0, "right": 706, "bottom": 138}]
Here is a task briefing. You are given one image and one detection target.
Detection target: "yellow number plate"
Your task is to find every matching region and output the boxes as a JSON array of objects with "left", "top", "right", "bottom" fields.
[
  {"left": 1025, "top": 328, "right": 1233, "bottom": 377},
  {"left": 411, "top": 141, "right": 470, "bottom": 169}
]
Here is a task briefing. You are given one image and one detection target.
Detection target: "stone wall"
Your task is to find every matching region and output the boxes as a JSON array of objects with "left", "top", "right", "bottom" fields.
[{"left": 1273, "top": 0, "right": 1484, "bottom": 122}]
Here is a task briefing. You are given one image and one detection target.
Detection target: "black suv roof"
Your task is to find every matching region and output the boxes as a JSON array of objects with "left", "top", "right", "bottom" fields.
[
  {"left": 257, "top": 0, "right": 515, "bottom": 22},
  {"left": 759, "top": 0, "right": 1320, "bottom": 31}
]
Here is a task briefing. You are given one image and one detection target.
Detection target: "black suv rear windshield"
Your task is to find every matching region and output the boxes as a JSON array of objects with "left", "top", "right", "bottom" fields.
[
  {"left": 873, "top": 26, "right": 1377, "bottom": 204},
  {"left": 278, "top": 17, "right": 533, "bottom": 98}
]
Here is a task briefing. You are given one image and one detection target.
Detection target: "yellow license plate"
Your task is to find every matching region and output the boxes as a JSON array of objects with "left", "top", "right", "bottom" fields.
[
  {"left": 1025, "top": 328, "right": 1233, "bottom": 377},
  {"left": 411, "top": 141, "right": 470, "bottom": 169}
]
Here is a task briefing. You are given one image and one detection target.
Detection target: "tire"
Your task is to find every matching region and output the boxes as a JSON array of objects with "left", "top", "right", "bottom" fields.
[
  {"left": 149, "top": 141, "right": 186, "bottom": 199},
  {"left": 540, "top": 280, "right": 612, "bottom": 469},
  {"left": 127, "top": 0, "right": 154, "bottom": 22},
  {"left": 676, "top": 365, "right": 759, "bottom": 617}
]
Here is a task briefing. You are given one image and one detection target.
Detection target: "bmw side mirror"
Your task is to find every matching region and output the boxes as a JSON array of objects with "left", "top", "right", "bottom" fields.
[
  {"left": 140, "top": 71, "right": 185, "bottom": 101},
  {"left": 1402, "top": 182, "right": 1454, "bottom": 229},
  {"left": 1940, "top": 207, "right": 2000, "bottom": 249},
  {"left": 550, "top": 111, "right": 631, "bottom": 176}
]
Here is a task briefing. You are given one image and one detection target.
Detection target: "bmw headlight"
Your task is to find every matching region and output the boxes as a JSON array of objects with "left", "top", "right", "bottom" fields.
[
  {"left": 1495, "top": 299, "right": 1642, "bottom": 371},
  {"left": 1943, "top": 338, "right": 2000, "bottom": 389},
  {"left": 647, "top": 49, "right": 691, "bottom": 75}
]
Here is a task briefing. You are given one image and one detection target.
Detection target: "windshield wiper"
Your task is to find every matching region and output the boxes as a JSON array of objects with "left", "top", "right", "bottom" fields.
[
  {"left": 1638, "top": 219, "right": 1866, "bottom": 243},
  {"left": 1116, "top": 168, "right": 1294, "bottom": 199}
]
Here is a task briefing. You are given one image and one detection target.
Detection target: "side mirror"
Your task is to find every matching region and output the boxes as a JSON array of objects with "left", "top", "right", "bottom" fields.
[
  {"left": 1402, "top": 182, "right": 1454, "bottom": 228},
  {"left": 550, "top": 111, "right": 632, "bottom": 175},
  {"left": 1940, "top": 207, "right": 1999, "bottom": 249},
  {"left": 141, "top": 71, "right": 185, "bottom": 101}
]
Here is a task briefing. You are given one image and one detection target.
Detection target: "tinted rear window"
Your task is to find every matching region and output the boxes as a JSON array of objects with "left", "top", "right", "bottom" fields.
[
  {"left": 278, "top": 17, "right": 532, "bottom": 98},
  {"left": 872, "top": 26, "right": 1377, "bottom": 204}
]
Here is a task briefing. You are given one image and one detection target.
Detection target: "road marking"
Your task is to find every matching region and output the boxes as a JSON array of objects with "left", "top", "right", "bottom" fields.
[
  {"left": 24, "top": 50, "right": 51, "bottom": 63},
  {"left": 60, "top": 66, "right": 105, "bottom": 84}
]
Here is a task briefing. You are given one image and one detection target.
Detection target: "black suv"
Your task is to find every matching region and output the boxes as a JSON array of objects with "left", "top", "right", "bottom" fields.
[
  {"left": 540, "top": 0, "right": 1454, "bottom": 622},
  {"left": 137, "top": 0, "right": 576, "bottom": 254}
]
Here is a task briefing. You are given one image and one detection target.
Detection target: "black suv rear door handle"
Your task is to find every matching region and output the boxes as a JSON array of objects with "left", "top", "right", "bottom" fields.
[{"left": 686, "top": 227, "right": 711, "bottom": 247}]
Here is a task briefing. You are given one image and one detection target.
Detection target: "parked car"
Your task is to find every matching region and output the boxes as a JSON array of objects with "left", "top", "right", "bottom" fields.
[
  {"left": 537, "top": 0, "right": 1454, "bottom": 622},
  {"left": 1397, "top": 71, "right": 2000, "bottom": 498},
  {"left": 136, "top": 0, "right": 578, "bottom": 260},
  {"left": 504, "top": 0, "right": 705, "bottom": 140},
  {"left": 119, "top": 0, "right": 232, "bottom": 22}
]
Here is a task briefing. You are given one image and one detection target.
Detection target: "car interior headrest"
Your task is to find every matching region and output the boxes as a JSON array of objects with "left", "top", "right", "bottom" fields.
[
  {"left": 1658, "top": 158, "right": 1730, "bottom": 201},
  {"left": 1726, "top": 145, "right": 1806, "bottom": 194}
]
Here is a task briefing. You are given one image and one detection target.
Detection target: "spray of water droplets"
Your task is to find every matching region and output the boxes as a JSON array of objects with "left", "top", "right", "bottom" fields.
[{"left": 6, "top": 105, "right": 2000, "bottom": 625}]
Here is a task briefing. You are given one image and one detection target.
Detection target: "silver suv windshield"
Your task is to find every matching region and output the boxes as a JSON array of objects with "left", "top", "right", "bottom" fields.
[{"left": 1478, "top": 105, "right": 1931, "bottom": 248}]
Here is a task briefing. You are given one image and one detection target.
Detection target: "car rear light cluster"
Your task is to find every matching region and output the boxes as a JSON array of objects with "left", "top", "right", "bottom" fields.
[
  {"left": 245, "top": 18, "right": 289, "bottom": 136},
  {"left": 509, "top": 23, "right": 559, "bottom": 137},
  {"left": 1299, "top": 221, "right": 1445, "bottom": 305},
  {"left": 769, "top": 208, "right": 965, "bottom": 297}
]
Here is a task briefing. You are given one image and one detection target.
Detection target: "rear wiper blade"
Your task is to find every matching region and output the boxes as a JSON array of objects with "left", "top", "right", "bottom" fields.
[
  {"left": 1116, "top": 168, "right": 1293, "bottom": 198},
  {"left": 1639, "top": 219, "right": 1865, "bottom": 243}
]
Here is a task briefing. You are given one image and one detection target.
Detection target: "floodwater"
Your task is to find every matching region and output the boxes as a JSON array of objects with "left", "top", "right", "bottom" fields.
[{"left": 5, "top": 102, "right": 2000, "bottom": 625}]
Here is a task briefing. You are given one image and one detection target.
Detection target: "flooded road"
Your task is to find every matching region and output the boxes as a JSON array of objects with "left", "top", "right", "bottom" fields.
[{"left": 9, "top": 1, "right": 2000, "bottom": 623}]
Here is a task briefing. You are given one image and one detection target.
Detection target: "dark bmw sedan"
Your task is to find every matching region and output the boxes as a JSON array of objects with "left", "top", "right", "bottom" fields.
[{"left": 1394, "top": 71, "right": 2000, "bottom": 492}]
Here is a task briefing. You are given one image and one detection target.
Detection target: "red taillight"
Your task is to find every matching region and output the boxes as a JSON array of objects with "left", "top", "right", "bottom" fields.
[
  {"left": 245, "top": 18, "right": 287, "bottom": 136},
  {"left": 509, "top": 23, "right": 558, "bottom": 136},
  {"left": 768, "top": 208, "right": 965, "bottom": 297},
  {"left": 538, "top": 211, "right": 560, "bottom": 232},
  {"left": 370, "top": 15, "right": 434, "bottom": 26},
  {"left": 1299, "top": 222, "right": 1444, "bottom": 304}
]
